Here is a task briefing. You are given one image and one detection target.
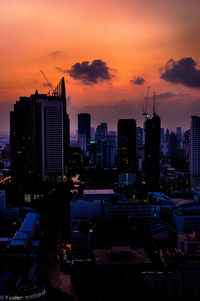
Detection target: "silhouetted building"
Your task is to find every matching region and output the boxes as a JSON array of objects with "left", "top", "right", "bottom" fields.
[
  {"left": 183, "top": 130, "right": 190, "bottom": 159},
  {"left": 78, "top": 113, "right": 91, "bottom": 152},
  {"left": 117, "top": 119, "right": 136, "bottom": 186},
  {"left": 96, "top": 123, "right": 108, "bottom": 138},
  {"left": 168, "top": 132, "right": 178, "bottom": 159},
  {"left": 96, "top": 135, "right": 116, "bottom": 168},
  {"left": 136, "top": 127, "right": 144, "bottom": 147},
  {"left": 145, "top": 113, "right": 161, "bottom": 190},
  {"left": 10, "top": 78, "right": 69, "bottom": 183},
  {"left": 190, "top": 116, "right": 200, "bottom": 190}
]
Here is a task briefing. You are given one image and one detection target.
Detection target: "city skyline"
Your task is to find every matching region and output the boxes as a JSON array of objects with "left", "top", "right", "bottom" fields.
[
  {"left": 2, "top": 1, "right": 200, "bottom": 300},
  {"left": 1, "top": 0, "right": 200, "bottom": 132}
]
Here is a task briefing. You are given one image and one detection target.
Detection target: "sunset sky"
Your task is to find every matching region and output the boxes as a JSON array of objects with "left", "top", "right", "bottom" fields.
[{"left": 1, "top": 0, "right": 200, "bottom": 132}]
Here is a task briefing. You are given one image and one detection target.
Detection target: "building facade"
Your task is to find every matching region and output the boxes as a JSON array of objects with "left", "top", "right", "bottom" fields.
[
  {"left": 190, "top": 116, "right": 200, "bottom": 190},
  {"left": 10, "top": 78, "right": 69, "bottom": 183}
]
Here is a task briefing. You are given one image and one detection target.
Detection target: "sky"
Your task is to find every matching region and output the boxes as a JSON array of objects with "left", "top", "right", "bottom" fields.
[{"left": 1, "top": 0, "right": 200, "bottom": 133}]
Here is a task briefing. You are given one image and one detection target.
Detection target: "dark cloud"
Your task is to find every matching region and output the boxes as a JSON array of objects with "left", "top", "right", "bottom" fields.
[
  {"left": 42, "top": 82, "right": 52, "bottom": 87},
  {"left": 130, "top": 76, "right": 145, "bottom": 85},
  {"left": 49, "top": 50, "right": 63, "bottom": 57},
  {"left": 151, "top": 91, "right": 190, "bottom": 100},
  {"left": 56, "top": 59, "right": 114, "bottom": 85},
  {"left": 160, "top": 57, "right": 200, "bottom": 88}
]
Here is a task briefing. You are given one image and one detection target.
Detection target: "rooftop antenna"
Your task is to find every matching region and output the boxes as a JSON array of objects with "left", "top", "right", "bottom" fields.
[{"left": 143, "top": 86, "right": 150, "bottom": 119}]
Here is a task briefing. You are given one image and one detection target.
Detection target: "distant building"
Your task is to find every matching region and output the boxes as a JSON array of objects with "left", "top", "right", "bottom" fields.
[
  {"left": 117, "top": 119, "right": 136, "bottom": 186},
  {"left": 95, "top": 135, "right": 116, "bottom": 168},
  {"left": 95, "top": 123, "right": 108, "bottom": 138},
  {"left": 90, "top": 123, "right": 116, "bottom": 169},
  {"left": 182, "top": 130, "right": 190, "bottom": 159},
  {"left": 163, "top": 168, "right": 190, "bottom": 192},
  {"left": 78, "top": 113, "right": 91, "bottom": 152},
  {"left": 168, "top": 132, "right": 178, "bottom": 159},
  {"left": 136, "top": 127, "right": 144, "bottom": 147}
]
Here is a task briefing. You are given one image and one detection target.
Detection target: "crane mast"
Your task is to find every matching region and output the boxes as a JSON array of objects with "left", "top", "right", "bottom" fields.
[
  {"left": 40, "top": 70, "right": 55, "bottom": 94},
  {"left": 143, "top": 86, "right": 150, "bottom": 119}
]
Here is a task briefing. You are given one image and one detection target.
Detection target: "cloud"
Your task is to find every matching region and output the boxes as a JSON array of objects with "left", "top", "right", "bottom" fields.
[
  {"left": 56, "top": 59, "right": 114, "bottom": 85},
  {"left": 130, "top": 76, "right": 145, "bottom": 85},
  {"left": 160, "top": 57, "right": 200, "bottom": 88},
  {"left": 49, "top": 50, "right": 63, "bottom": 57},
  {"left": 151, "top": 91, "right": 190, "bottom": 100},
  {"left": 42, "top": 82, "right": 52, "bottom": 87},
  {"left": 66, "top": 96, "right": 71, "bottom": 106}
]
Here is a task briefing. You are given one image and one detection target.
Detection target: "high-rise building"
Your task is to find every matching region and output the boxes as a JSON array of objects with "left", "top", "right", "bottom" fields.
[
  {"left": 168, "top": 132, "right": 178, "bottom": 159},
  {"left": 145, "top": 113, "right": 161, "bottom": 191},
  {"left": 90, "top": 123, "right": 116, "bottom": 169},
  {"left": 96, "top": 123, "right": 108, "bottom": 138},
  {"left": 10, "top": 78, "right": 69, "bottom": 183},
  {"left": 117, "top": 119, "right": 136, "bottom": 186},
  {"left": 190, "top": 116, "right": 200, "bottom": 190},
  {"left": 96, "top": 135, "right": 116, "bottom": 169},
  {"left": 78, "top": 113, "right": 91, "bottom": 152},
  {"left": 183, "top": 130, "right": 190, "bottom": 159},
  {"left": 136, "top": 127, "right": 144, "bottom": 147}
]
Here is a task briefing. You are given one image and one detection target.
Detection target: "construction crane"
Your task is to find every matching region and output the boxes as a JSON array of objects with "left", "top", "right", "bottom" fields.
[
  {"left": 153, "top": 91, "right": 156, "bottom": 116},
  {"left": 143, "top": 86, "right": 150, "bottom": 119},
  {"left": 40, "top": 70, "right": 55, "bottom": 94}
]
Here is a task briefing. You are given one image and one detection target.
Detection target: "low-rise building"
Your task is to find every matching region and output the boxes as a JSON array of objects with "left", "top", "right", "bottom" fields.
[{"left": 173, "top": 203, "right": 200, "bottom": 233}]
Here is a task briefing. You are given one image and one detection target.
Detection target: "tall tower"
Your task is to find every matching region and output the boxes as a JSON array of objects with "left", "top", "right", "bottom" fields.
[
  {"left": 117, "top": 119, "right": 136, "bottom": 187},
  {"left": 190, "top": 116, "right": 200, "bottom": 190},
  {"left": 10, "top": 96, "right": 42, "bottom": 184},
  {"left": 78, "top": 113, "right": 91, "bottom": 152},
  {"left": 10, "top": 78, "right": 69, "bottom": 184},
  {"left": 145, "top": 113, "right": 161, "bottom": 191}
]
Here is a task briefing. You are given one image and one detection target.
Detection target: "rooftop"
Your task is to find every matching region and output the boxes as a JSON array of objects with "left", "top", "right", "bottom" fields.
[
  {"left": 93, "top": 247, "right": 152, "bottom": 265},
  {"left": 84, "top": 189, "right": 114, "bottom": 195},
  {"left": 19, "top": 212, "right": 39, "bottom": 234}
]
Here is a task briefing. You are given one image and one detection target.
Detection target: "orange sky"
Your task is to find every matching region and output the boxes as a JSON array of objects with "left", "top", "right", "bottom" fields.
[{"left": 1, "top": 0, "right": 200, "bottom": 131}]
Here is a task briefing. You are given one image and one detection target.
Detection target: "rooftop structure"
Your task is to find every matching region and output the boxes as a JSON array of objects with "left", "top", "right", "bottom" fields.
[{"left": 93, "top": 247, "right": 152, "bottom": 265}]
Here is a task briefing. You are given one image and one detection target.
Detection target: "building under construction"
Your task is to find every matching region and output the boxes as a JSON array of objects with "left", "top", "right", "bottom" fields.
[{"left": 10, "top": 77, "right": 70, "bottom": 184}]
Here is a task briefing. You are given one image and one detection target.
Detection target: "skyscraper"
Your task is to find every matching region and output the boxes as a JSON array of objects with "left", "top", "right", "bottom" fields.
[
  {"left": 145, "top": 113, "right": 161, "bottom": 191},
  {"left": 117, "top": 119, "right": 136, "bottom": 186},
  {"left": 78, "top": 113, "right": 91, "bottom": 152},
  {"left": 190, "top": 116, "right": 200, "bottom": 190},
  {"left": 96, "top": 123, "right": 108, "bottom": 138},
  {"left": 94, "top": 124, "right": 116, "bottom": 169},
  {"left": 10, "top": 78, "right": 69, "bottom": 183}
]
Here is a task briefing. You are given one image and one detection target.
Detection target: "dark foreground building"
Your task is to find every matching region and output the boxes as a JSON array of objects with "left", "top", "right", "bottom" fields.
[
  {"left": 145, "top": 113, "right": 161, "bottom": 190},
  {"left": 117, "top": 119, "right": 136, "bottom": 186},
  {"left": 10, "top": 78, "right": 70, "bottom": 184}
]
